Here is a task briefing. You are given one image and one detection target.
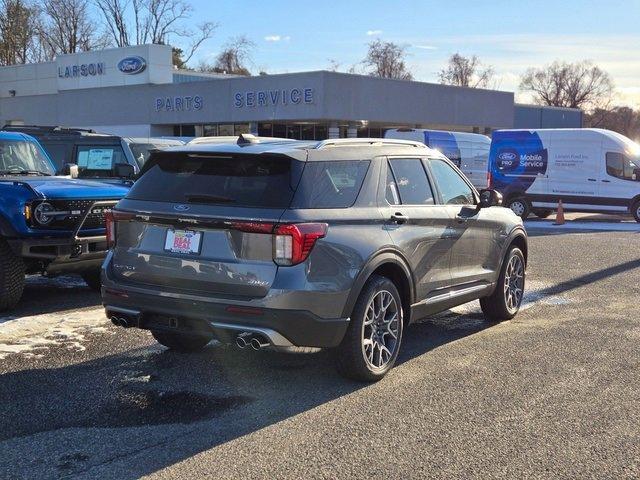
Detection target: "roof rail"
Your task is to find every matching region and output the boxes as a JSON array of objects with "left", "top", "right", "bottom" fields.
[
  {"left": 315, "top": 138, "right": 424, "bottom": 149},
  {"left": 2, "top": 125, "right": 96, "bottom": 135}
]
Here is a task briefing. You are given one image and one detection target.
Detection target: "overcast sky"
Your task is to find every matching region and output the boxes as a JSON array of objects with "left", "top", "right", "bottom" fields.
[{"left": 187, "top": 0, "right": 640, "bottom": 108}]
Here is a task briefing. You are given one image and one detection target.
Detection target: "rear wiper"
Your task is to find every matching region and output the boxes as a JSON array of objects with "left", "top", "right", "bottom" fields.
[{"left": 186, "top": 194, "right": 235, "bottom": 204}]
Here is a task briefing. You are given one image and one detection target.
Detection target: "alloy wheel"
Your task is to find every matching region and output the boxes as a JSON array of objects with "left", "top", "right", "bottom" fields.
[
  {"left": 361, "top": 290, "right": 400, "bottom": 369},
  {"left": 504, "top": 254, "right": 524, "bottom": 313}
]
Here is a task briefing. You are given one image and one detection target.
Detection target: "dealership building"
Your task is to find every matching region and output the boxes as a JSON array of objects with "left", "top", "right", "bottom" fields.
[{"left": 0, "top": 44, "right": 582, "bottom": 139}]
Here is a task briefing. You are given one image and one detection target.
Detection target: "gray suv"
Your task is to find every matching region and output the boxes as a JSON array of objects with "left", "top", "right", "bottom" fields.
[{"left": 102, "top": 135, "right": 527, "bottom": 381}]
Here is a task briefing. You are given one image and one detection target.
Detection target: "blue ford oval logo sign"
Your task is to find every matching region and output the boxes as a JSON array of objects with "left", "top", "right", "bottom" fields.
[
  {"left": 498, "top": 151, "right": 517, "bottom": 161},
  {"left": 174, "top": 204, "right": 190, "bottom": 212},
  {"left": 117, "top": 56, "right": 146, "bottom": 75}
]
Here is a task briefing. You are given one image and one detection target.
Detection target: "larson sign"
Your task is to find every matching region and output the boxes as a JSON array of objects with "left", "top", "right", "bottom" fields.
[{"left": 58, "top": 62, "right": 105, "bottom": 78}]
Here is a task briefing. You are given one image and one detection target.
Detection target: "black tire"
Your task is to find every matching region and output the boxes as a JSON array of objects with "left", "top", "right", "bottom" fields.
[
  {"left": 151, "top": 330, "right": 212, "bottom": 352},
  {"left": 533, "top": 209, "right": 552, "bottom": 219},
  {"left": 506, "top": 197, "right": 530, "bottom": 219},
  {"left": 632, "top": 200, "right": 640, "bottom": 223},
  {"left": 481, "top": 246, "right": 526, "bottom": 322},
  {"left": 335, "top": 275, "right": 404, "bottom": 382},
  {"left": 81, "top": 270, "right": 102, "bottom": 291},
  {"left": 0, "top": 239, "right": 25, "bottom": 312}
]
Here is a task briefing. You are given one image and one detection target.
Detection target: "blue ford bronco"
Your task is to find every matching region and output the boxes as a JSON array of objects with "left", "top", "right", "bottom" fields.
[{"left": 0, "top": 131, "right": 130, "bottom": 311}]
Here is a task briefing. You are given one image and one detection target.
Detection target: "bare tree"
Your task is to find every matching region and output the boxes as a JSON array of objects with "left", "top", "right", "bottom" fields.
[
  {"left": 520, "top": 61, "right": 614, "bottom": 110},
  {"left": 438, "top": 53, "right": 494, "bottom": 88},
  {"left": 94, "top": 0, "right": 216, "bottom": 65},
  {"left": 0, "top": 0, "right": 40, "bottom": 65},
  {"left": 363, "top": 39, "right": 412, "bottom": 80},
  {"left": 586, "top": 106, "right": 640, "bottom": 138},
  {"left": 198, "top": 36, "right": 254, "bottom": 75},
  {"left": 38, "top": 0, "right": 105, "bottom": 55}
]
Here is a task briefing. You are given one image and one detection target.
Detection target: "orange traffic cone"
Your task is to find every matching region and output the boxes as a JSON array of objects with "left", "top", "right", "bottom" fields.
[{"left": 553, "top": 200, "right": 565, "bottom": 225}]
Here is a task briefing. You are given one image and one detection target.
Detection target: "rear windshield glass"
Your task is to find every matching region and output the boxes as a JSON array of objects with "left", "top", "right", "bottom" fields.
[
  {"left": 291, "top": 160, "right": 370, "bottom": 208},
  {"left": 128, "top": 153, "right": 302, "bottom": 208}
]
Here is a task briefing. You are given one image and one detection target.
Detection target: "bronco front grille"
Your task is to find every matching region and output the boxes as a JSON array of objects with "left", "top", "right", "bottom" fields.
[{"left": 31, "top": 199, "right": 118, "bottom": 232}]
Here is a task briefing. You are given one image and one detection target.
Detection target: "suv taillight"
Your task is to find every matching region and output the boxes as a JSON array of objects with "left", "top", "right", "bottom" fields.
[
  {"left": 105, "top": 211, "right": 115, "bottom": 248},
  {"left": 273, "top": 223, "right": 328, "bottom": 266},
  {"left": 487, "top": 171, "right": 493, "bottom": 189},
  {"left": 105, "top": 210, "right": 134, "bottom": 249}
]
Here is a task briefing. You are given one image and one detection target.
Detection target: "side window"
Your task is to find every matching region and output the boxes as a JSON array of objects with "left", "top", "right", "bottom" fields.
[
  {"left": 606, "top": 152, "right": 639, "bottom": 181},
  {"left": 429, "top": 159, "right": 475, "bottom": 205},
  {"left": 388, "top": 158, "right": 435, "bottom": 205}
]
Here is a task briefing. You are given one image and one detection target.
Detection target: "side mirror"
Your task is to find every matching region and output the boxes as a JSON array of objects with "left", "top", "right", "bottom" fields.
[
  {"left": 479, "top": 189, "right": 503, "bottom": 208},
  {"left": 115, "top": 163, "right": 135, "bottom": 179}
]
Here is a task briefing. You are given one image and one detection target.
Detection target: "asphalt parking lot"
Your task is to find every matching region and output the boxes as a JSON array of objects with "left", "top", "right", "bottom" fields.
[{"left": 1, "top": 222, "right": 639, "bottom": 479}]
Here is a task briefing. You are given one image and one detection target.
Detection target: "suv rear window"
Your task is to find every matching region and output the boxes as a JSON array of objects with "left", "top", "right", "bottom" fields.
[
  {"left": 291, "top": 160, "right": 370, "bottom": 208},
  {"left": 128, "top": 153, "right": 303, "bottom": 208}
]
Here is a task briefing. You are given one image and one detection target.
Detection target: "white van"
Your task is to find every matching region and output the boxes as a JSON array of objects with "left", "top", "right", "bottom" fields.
[
  {"left": 384, "top": 128, "right": 491, "bottom": 188},
  {"left": 488, "top": 128, "right": 640, "bottom": 221}
]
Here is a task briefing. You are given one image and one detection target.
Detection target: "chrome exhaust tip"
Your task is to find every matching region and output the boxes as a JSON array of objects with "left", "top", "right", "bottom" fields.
[
  {"left": 250, "top": 336, "right": 270, "bottom": 351},
  {"left": 235, "top": 332, "right": 252, "bottom": 349}
]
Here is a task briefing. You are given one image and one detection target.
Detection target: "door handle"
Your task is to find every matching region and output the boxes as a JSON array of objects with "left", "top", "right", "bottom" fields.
[
  {"left": 602, "top": 179, "right": 611, "bottom": 183},
  {"left": 390, "top": 212, "right": 408, "bottom": 224},
  {"left": 587, "top": 178, "right": 596, "bottom": 182}
]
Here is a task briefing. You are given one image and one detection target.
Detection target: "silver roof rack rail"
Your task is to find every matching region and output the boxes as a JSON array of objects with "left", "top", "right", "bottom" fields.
[{"left": 315, "top": 138, "right": 424, "bottom": 149}]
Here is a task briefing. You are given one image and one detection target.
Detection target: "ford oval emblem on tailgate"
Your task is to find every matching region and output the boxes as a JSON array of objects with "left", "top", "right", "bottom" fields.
[
  {"left": 117, "top": 56, "right": 146, "bottom": 75},
  {"left": 174, "top": 204, "right": 190, "bottom": 212}
]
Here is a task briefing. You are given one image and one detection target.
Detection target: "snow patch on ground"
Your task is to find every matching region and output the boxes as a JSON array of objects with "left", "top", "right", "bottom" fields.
[{"left": 0, "top": 307, "right": 109, "bottom": 359}]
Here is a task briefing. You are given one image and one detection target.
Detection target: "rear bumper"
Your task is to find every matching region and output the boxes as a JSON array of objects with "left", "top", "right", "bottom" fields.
[{"left": 102, "top": 277, "right": 350, "bottom": 348}]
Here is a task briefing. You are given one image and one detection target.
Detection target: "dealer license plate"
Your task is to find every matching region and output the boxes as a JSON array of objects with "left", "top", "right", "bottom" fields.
[{"left": 164, "top": 229, "right": 202, "bottom": 254}]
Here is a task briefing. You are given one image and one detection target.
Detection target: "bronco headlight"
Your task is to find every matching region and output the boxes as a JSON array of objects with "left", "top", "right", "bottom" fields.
[{"left": 33, "top": 202, "right": 55, "bottom": 225}]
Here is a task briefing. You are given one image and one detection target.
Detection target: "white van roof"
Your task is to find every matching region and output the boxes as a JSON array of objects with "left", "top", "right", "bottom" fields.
[
  {"left": 494, "top": 128, "right": 640, "bottom": 151},
  {"left": 385, "top": 128, "right": 490, "bottom": 141}
]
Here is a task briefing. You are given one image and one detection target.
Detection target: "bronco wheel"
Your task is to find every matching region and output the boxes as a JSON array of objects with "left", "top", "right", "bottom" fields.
[
  {"left": 335, "top": 275, "right": 403, "bottom": 381},
  {"left": 81, "top": 270, "right": 102, "bottom": 291},
  {"left": 632, "top": 200, "right": 640, "bottom": 223},
  {"left": 0, "top": 239, "right": 25, "bottom": 311},
  {"left": 506, "top": 197, "right": 530, "bottom": 219},
  {"left": 481, "top": 246, "right": 525, "bottom": 321},
  {"left": 151, "top": 330, "right": 213, "bottom": 352}
]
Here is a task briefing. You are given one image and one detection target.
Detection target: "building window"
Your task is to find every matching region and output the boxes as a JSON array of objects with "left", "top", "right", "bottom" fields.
[
  {"left": 218, "top": 124, "right": 233, "bottom": 136},
  {"left": 173, "top": 125, "right": 195, "bottom": 136},
  {"left": 301, "top": 125, "right": 314, "bottom": 140},
  {"left": 258, "top": 123, "right": 273, "bottom": 137},
  {"left": 234, "top": 123, "right": 250, "bottom": 135},
  {"left": 315, "top": 125, "right": 328, "bottom": 140},
  {"left": 203, "top": 125, "right": 217, "bottom": 136},
  {"left": 273, "top": 124, "right": 286, "bottom": 138},
  {"left": 286, "top": 125, "right": 301, "bottom": 140}
]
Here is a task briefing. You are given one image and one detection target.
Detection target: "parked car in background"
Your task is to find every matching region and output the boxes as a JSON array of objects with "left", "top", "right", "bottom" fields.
[
  {"left": 102, "top": 135, "right": 527, "bottom": 381},
  {"left": 489, "top": 128, "right": 640, "bottom": 221},
  {"left": 187, "top": 136, "right": 289, "bottom": 146},
  {"left": 2, "top": 125, "right": 139, "bottom": 180},
  {"left": 124, "top": 137, "right": 185, "bottom": 167},
  {"left": 385, "top": 128, "right": 491, "bottom": 188},
  {"left": 0, "top": 131, "right": 129, "bottom": 311}
]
